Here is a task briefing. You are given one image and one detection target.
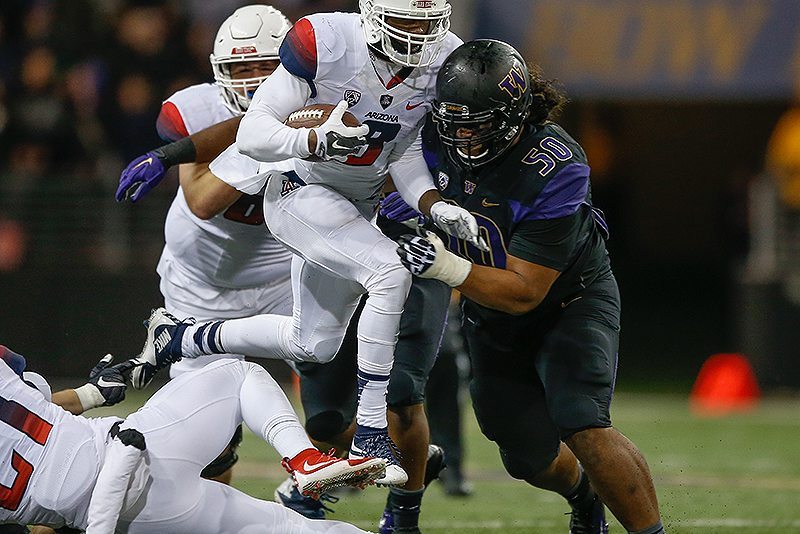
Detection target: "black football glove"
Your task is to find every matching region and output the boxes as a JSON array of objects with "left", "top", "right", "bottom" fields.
[
  {"left": 74, "top": 355, "right": 137, "bottom": 411},
  {"left": 396, "top": 234, "right": 438, "bottom": 276},
  {"left": 396, "top": 232, "right": 473, "bottom": 287}
]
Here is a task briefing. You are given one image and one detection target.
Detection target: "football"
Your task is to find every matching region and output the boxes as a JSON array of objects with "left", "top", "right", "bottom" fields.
[{"left": 285, "top": 103, "right": 361, "bottom": 129}]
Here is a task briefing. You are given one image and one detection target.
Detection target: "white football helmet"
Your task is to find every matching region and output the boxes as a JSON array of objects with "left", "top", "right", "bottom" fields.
[
  {"left": 210, "top": 5, "right": 292, "bottom": 114},
  {"left": 360, "top": 0, "right": 451, "bottom": 68}
]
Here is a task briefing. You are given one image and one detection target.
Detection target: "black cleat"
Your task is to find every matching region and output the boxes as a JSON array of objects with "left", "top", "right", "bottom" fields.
[
  {"left": 569, "top": 493, "right": 609, "bottom": 534},
  {"left": 423, "top": 444, "right": 446, "bottom": 487}
]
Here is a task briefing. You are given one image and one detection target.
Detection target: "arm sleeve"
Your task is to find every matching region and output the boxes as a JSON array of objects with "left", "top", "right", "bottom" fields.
[
  {"left": 85, "top": 431, "right": 147, "bottom": 534},
  {"left": 235, "top": 64, "right": 313, "bottom": 162},
  {"left": 387, "top": 126, "right": 436, "bottom": 212}
]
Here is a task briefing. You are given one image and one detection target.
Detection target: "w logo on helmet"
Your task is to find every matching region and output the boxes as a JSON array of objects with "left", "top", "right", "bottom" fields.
[{"left": 498, "top": 65, "right": 528, "bottom": 100}]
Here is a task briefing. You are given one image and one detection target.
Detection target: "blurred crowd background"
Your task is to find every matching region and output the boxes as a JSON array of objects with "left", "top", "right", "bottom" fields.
[{"left": 1, "top": 0, "right": 799, "bottom": 392}]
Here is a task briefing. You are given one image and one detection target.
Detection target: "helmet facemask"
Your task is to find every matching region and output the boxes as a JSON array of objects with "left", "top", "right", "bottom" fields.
[
  {"left": 211, "top": 57, "right": 279, "bottom": 114},
  {"left": 360, "top": 0, "right": 451, "bottom": 67},
  {"left": 434, "top": 100, "right": 528, "bottom": 168}
]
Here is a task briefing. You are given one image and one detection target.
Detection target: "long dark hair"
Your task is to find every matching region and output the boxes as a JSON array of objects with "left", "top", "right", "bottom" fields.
[{"left": 526, "top": 65, "right": 568, "bottom": 125}]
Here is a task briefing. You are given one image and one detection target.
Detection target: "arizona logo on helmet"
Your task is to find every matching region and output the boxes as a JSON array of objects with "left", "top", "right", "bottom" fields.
[
  {"left": 498, "top": 65, "right": 528, "bottom": 100},
  {"left": 231, "top": 46, "right": 258, "bottom": 55},
  {"left": 412, "top": 0, "right": 435, "bottom": 8}
]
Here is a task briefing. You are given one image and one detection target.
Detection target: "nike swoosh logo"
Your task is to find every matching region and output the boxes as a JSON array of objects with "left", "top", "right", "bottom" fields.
[
  {"left": 331, "top": 139, "right": 366, "bottom": 153},
  {"left": 132, "top": 157, "right": 153, "bottom": 170},
  {"left": 406, "top": 101, "right": 423, "bottom": 110},
  {"left": 481, "top": 199, "right": 500, "bottom": 208},
  {"left": 97, "top": 377, "right": 125, "bottom": 388},
  {"left": 303, "top": 459, "right": 340, "bottom": 471}
]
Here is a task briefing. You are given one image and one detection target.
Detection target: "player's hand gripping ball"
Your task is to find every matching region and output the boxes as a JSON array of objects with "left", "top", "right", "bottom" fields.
[{"left": 285, "top": 101, "right": 368, "bottom": 162}]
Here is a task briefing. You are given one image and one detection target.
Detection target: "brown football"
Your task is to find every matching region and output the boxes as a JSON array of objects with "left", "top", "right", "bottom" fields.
[{"left": 285, "top": 103, "right": 361, "bottom": 129}]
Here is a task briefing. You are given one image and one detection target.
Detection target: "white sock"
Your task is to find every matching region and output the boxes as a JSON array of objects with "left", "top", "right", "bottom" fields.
[{"left": 238, "top": 362, "right": 312, "bottom": 459}]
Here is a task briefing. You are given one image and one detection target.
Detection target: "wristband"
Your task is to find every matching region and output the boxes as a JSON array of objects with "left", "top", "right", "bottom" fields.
[
  {"left": 153, "top": 136, "right": 197, "bottom": 167},
  {"left": 74, "top": 383, "right": 106, "bottom": 411},
  {"left": 426, "top": 232, "right": 473, "bottom": 287}
]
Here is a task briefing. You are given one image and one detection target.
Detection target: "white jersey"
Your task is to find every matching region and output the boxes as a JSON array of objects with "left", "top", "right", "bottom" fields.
[
  {"left": 156, "top": 83, "right": 292, "bottom": 289},
  {"left": 229, "top": 12, "right": 462, "bottom": 203},
  {"left": 0, "top": 361, "right": 117, "bottom": 529}
]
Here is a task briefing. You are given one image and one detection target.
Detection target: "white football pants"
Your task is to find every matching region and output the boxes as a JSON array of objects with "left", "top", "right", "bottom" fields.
[
  {"left": 159, "top": 251, "right": 293, "bottom": 378},
  {"left": 119, "top": 359, "right": 366, "bottom": 533},
  {"left": 214, "top": 176, "right": 412, "bottom": 429}
]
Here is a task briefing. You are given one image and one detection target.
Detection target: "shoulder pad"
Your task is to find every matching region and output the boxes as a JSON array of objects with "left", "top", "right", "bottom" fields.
[
  {"left": 279, "top": 15, "right": 348, "bottom": 88},
  {"left": 503, "top": 125, "right": 592, "bottom": 221},
  {"left": 156, "top": 101, "right": 189, "bottom": 142}
]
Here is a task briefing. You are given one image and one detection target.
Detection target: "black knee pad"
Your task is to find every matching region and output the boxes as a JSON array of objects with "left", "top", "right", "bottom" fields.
[
  {"left": 201, "top": 424, "right": 243, "bottom": 479},
  {"left": 499, "top": 446, "right": 558, "bottom": 481},
  {"left": 548, "top": 391, "right": 612, "bottom": 438},
  {"left": 387, "top": 368, "right": 422, "bottom": 407},
  {"left": 305, "top": 410, "right": 349, "bottom": 443}
]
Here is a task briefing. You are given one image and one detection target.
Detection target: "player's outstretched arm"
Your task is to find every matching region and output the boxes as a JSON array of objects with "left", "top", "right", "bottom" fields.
[
  {"left": 52, "top": 355, "right": 134, "bottom": 415},
  {"left": 178, "top": 161, "right": 242, "bottom": 220},
  {"left": 396, "top": 232, "right": 560, "bottom": 315},
  {"left": 116, "top": 116, "right": 242, "bottom": 203},
  {"left": 389, "top": 131, "right": 488, "bottom": 251}
]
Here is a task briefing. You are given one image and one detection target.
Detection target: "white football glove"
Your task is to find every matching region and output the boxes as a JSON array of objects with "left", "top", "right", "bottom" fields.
[
  {"left": 396, "top": 231, "right": 473, "bottom": 287},
  {"left": 312, "top": 100, "right": 370, "bottom": 162},
  {"left": 430, "top": 201, "right": 489, "bottom": 251}
]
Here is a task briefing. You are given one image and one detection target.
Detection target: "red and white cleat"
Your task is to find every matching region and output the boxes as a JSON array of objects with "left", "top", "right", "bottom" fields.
[{"left": 282, "top": 448, "right": 387, "bottom": 499}]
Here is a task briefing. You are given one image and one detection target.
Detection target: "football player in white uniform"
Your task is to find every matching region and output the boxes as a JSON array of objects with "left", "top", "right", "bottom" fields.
[
  {"left": 0, "top": 344, "right": 384, "bottom": 533},
  {"left": 132, "top": 0, "right": 483, "bottom": 491},
  {"left": 115, "top": 4, "right": 294, "bottom": 484}
]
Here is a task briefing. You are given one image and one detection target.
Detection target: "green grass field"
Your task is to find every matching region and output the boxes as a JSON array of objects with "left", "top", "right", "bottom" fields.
[{"left": 92, "top": 389, "right": 800, "bottom": 533}]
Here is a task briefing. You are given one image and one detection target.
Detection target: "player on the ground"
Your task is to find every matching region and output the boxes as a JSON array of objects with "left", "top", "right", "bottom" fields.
[
  {"left": 129, "top": 0, "right": 482, "bottom": 490},
  {"left": 116, "top": 4, "right": 293, "bottom": 484},
  {"left": 396, "top": 40, "right": 666, "bottom": 534},
  {"left": 0, "top": 344, "right": 385, "bottom": 533}
]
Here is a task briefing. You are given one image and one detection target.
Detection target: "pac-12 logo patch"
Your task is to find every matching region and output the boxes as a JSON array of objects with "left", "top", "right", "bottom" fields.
[
  {"left": 380, "top": 95, "right": 394, "bottom": 109},
  {"left": 344, "top": 90, "right": 362, "bottom": 107},
  {"left": 437, "top": 171, "right": 449, "bottom": 190}
]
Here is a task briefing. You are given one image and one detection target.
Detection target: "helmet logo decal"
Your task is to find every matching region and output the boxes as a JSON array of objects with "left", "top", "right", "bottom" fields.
[
  {"left": 344, "top": 90, "right": 362, "bottom": 107},
  {"left": 231, "top": 46, "right": 258, "bottom": 55},
  {"left": 498, "top": 65, "right": 527, "bottom": 100},
  {"left": 412, "top": 0, "right": 435, "bottom": 8}
]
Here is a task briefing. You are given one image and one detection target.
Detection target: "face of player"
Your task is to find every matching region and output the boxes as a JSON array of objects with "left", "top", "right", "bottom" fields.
[
  {"left": 385, "top": 16, "right": 431, "bottom": 54},
  {"left": 454, "top": 121, "right": 494, "bottom": 160},
  {"left": 230, "top": 59, "right": 280, "bottom": 97}
]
